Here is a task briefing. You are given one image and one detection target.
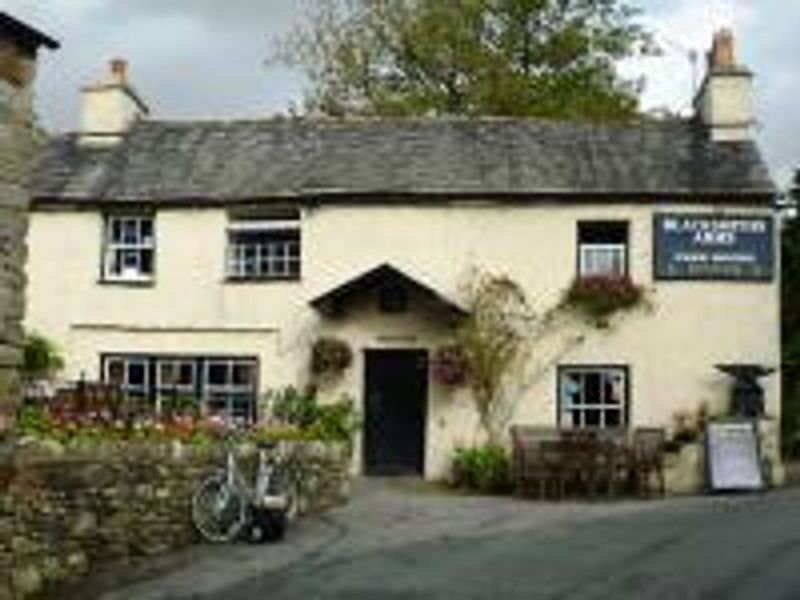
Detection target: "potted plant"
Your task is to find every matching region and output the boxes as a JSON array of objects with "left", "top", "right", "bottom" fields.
[
  {"left": 562, "top": 274, "right": 645, "bottom": 326},
  {"left": 432, "top": 344, "right": 470, "bottom": 387},
  {"left": 310, "top": 337, "right": 353, "bottom": 380}
]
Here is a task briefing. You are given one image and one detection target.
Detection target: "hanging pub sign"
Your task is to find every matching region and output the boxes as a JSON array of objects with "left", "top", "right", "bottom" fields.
[{"left": 654, "top": 213, "right": 774, "bottom": 281}]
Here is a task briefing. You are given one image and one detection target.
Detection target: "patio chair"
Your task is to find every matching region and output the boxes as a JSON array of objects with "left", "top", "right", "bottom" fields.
[
  {"left": 510, "top": 425, "right": 560, "bottom": 499},
  {"left": 632, "top": 427, "right": 666, "bottom": 498}
]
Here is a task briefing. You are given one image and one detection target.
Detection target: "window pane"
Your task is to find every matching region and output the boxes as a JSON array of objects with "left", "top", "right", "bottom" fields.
[
  {"left": 107, "top": 360, "right": 125, "bottom": 385},
  {"left": 128, "top": 362, "right": 147, "bottom": 387},
  {"left": 207, "top": 362, "right": 229, "bottom": 386},
  {"left": 605, "top": 410, "right": 621, "bottom": 427},
  {"left": 140, "top": 249, "right": 154, "bottom": 275},
  {"left": 585, "top": 409, "right": 601, "bottom": 427},
  {"left": 232, "top": 362, "right": 255, "bottom": 387},
  {"left": 584, "top": 373, "right": 601, "bottom": 405},
  {"left": 140, "top": 219, "right": 154, "bottom": 244},
  {"left": 111, "top": 219, "right": 123, "bottom": 243},
  {"left": 122, "top": 219, "right": 139, "bottom": 244}
]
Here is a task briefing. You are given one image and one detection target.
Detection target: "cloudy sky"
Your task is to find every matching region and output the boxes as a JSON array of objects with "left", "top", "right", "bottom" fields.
[{"left": 4, "top": 0, "right": 798, "bottom": 186}]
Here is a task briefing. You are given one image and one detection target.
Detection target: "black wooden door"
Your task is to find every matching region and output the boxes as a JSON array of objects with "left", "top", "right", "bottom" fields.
[{"left": 364, "top": 349, "right": 428, "bottom": 476}]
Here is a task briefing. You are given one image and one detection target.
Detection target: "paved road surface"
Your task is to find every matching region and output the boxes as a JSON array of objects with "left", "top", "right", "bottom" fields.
[{"left": 102, "top": 481, "right": 800, "bottom": 600}]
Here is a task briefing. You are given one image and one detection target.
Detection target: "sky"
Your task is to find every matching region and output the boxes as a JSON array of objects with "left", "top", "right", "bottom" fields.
[{"left": 3, "top": 0, "right": 798, "bottom": 186}]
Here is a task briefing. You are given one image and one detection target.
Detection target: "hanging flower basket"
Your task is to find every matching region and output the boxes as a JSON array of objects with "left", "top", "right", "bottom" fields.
[
  {"left": 563, "top": 275, "right": 644, "bottom": 325},
  {"left": 432, "top": 344, "right": 470, "bottom": 387},
  {"left": 311, "top": 337, "right": 353, "bottom": 379}
]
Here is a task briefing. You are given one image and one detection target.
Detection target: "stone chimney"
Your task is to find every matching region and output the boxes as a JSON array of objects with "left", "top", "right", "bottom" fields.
[
  {"left": 80, "top": 58, "right": 149, "bottom": 145},
  {"left": 0, "top": 13, "right": 58, "bottom": 433},
  {"left": 694, "top": 29, "right": 755, "bottom": 142}
]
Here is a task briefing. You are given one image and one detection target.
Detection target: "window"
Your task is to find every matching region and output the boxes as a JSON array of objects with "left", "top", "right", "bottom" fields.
[
  {"left": 105, "top": 356, "right": 149, "bottom": 398},
  {"left": 103, "top": 215, "right": 155, "bottom": 282},
  {"left": 559, "top": 366, "right": 628, "bottom": 429},
  {"left": 577, "top": 221, "right": 628, "bottom": 277},
  {"left": 204, "top": 359, "right": 258, "bottom": 421},
  {"left": 102, "top": 355, "right": 258, "bottom": 422},
  {"left": 227, "top": 211, "right": 301, "bottom": 281}
]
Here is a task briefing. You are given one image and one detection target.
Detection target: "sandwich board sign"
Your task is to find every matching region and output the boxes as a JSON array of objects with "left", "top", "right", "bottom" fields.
[{"left": 705, "top": 421, "right": 765, "bottom": 492}]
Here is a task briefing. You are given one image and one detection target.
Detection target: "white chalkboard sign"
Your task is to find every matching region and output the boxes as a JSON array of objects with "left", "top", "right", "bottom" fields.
[{"left": 706, "top": 421, "right": 765, "bottom": 492}]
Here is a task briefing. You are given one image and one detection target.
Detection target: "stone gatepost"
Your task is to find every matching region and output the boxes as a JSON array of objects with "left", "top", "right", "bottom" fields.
[{"left": 0, "top": 13, "right": 57, "bottom": 433}]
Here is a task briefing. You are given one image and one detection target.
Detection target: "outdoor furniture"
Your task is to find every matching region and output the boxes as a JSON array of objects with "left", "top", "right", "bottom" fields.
[
  {"left": 631, "top": 427, "right": 666, "bottom": 497},
  {"left": 510, "top": 425, "right": 560, "bottom": 498},
  {"left": 509, "top": 425, "right": 664, "bottom": 500}
]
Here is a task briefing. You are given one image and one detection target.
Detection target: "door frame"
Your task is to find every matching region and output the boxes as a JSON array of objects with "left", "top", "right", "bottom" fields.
[{"left": 362, "top": 348, "right": 429, "bottom": 476}]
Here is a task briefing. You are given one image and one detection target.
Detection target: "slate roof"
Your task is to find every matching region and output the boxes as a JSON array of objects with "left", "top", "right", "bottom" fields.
[
  {"left": 31, "top": 117, "right": 776, "bottom": 206},
  {"left": 0, "top": 12, "right": 59, "bottom": 52}
]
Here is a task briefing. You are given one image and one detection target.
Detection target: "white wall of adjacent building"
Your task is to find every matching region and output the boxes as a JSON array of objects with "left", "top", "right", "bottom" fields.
[{"left": 25, "top": 202, "right": 779, "bottom": 478}]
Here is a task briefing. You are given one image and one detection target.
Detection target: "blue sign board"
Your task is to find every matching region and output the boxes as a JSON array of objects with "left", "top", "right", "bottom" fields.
[{"left": 654, "top": 213, "right": 774, "bottom": 281}]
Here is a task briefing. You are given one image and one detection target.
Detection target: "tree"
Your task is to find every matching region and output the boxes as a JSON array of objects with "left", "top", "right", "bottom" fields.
[
  {"left": 274, "top": 0, "right": 654, "bottom": 120},
  {"left": 782, "top": 170, "right": 800, "bottom": 455}
]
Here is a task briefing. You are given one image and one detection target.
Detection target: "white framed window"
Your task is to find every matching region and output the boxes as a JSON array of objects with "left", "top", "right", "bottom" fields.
[
  {"left": 226, "top": 213, "right": 301, "bottom": 281},
  {"left": 577, "top": 221, "right": 628, "bottom": 277},
  {"left": 105, "top": 356, "right": 149, "bottom": 398},
  {"left": 204, "top": 359, "right": 258, "bottom": 422},
  {"left": 103, "top": 215, "right": 155, "bottom": 282},
  {"left": 102, "top": 355, "right": 258, "bottom": 422},
  {"left": 559, "top": 366, "right": 628, "bottom": 429}
]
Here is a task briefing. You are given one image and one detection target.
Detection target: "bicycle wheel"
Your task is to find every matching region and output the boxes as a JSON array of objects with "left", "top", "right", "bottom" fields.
[{"left": 191, "top": 474, "right": 247, "bottom": 543}]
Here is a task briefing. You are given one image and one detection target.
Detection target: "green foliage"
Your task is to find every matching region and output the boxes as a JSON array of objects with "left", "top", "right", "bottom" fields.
[
  {"left": 22, "top": 332, "right": 64, "bottom": 379},
  {"left": 270, "top": 386, "right": 320, "bottom": 429},
  {"left": 451, "top": 444, "right": 511, "bottom": 494},
  {"left": 782, "top": 170, "right": 800, "bottom": 456},
  {"left": 308, "top": 399, "right": 359, "bottom": 444},
  {"left": 562, "top": 274, "right": 644, "bottom": 325},
  {"left": 274, "top": 0, "right": 654, "bottom": 120},
  {"left": 270, "top": 386, "right": 359, "bottom": 445},
  {"left": 456, "top": 272, "right": 533, "bottom": 444}
]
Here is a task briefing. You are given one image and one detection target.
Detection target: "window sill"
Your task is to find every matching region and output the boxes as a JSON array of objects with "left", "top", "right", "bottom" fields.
[
  {"left": 224, "top": 276, "right": 301, "bottom": 284},
  {"left": 98, "top": 278, "right": 156, "bottom": 288}
]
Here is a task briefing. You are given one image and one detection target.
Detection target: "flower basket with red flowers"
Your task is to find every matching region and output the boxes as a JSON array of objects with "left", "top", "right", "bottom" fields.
[
  {"left": 432, "top": 344, "right": 470, "bottom": 388},
  {"left": 563, "top": 274, "right": 645, "bottom": 325}
]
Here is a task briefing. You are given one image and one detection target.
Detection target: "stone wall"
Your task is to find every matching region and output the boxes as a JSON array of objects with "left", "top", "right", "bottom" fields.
[
  {"left": 0, "top": 37, "right": 38, "bottom": 421},
  {"left": 0, "top": 440, "right": 351, "bottom": 599}
]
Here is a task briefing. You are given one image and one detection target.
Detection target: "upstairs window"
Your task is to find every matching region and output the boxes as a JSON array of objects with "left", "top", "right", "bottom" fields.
[
  {"left": 227, "top": 209, "right": 301, "bottom": 281},
  {"left": 577, "top": 221, "right": 628, "bottom": 277},
  {"left": 103, "top": 215, "right": 155, "bottom": 282}
]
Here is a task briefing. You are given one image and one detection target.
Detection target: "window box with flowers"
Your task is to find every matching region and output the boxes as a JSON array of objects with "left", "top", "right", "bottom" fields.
[{"left": 562, "top": 274, "right": 645, "bottom": 326}]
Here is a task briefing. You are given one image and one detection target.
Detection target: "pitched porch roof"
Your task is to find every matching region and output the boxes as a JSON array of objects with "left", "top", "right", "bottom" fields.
[{"left": 310, "top": 263, "right": 468, "bottom": 319}]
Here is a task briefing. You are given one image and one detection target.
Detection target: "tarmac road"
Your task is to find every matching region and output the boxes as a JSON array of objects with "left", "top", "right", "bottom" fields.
[
  {"left": 222, "top": 487, "right": 800, "bottom": 600},
  {"left": 100, "top": 481, "right": 800, "bottom": 600}
]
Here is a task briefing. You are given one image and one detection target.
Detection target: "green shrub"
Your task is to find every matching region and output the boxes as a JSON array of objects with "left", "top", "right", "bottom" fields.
[
  {"left": 22, "top": 332, "right": 64, "bottom": 380},
  {"left": 451, "top": 445, "right": 511, "bottom": 494},
  {"left": 270, "top": 386, "right": 319, "bottom": 429},
  {"left": 308, "top": 398, "right": 358, "bottom": 444}
]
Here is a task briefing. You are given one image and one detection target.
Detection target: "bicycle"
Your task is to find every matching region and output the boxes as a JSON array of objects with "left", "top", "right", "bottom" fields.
[{"left": 191, "top": 435, "right": 299, "bottom": 543}]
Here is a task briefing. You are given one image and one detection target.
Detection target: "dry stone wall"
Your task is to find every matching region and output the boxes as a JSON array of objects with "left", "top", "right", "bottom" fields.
[
  {"left": 0, "top": 37, "right": 38, "bottom": 419},
  {"left": 0, "top": 440, "right": 351, "bottom": 599}
]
